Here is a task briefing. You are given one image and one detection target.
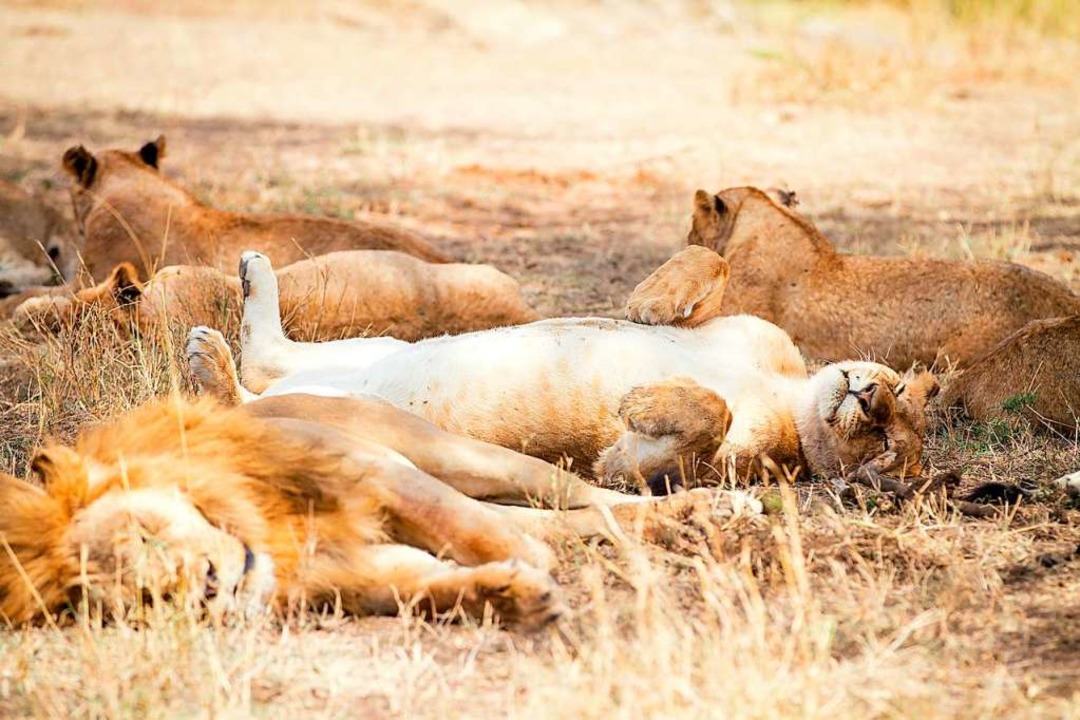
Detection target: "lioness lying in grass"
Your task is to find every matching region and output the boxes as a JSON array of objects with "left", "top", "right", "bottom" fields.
[
  {"left": 205, "top": 247, "right": 938, "bottom": 488},
  {"left": 62, "top": 136, "right": 449, "bottom": 281},
  {"left": 12, "top": 250, "right": 537, "bottom": 342},
  {"left": 687, "top": 186, "right": 1080, "bottom": 368}
]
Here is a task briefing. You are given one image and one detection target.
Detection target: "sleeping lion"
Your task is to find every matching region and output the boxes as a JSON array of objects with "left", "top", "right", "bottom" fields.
[
  {"left": 12, "top": 249, "right": 537, "bottom": 343},
  {"left": 206, "top": 248, "right": 939, "bottom": 488},
  {"left": 0, "top": 393, "right": 754, "bottom": 628}
]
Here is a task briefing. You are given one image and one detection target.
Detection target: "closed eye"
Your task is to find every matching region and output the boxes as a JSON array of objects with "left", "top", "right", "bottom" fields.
[{"left": 894, "top": 382, "right": 906, "bottom": 395}]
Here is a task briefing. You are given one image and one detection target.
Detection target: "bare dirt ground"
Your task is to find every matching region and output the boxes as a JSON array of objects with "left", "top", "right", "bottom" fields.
[{"left": 0, "top": 1, "right": 1078, "bottom": 717}]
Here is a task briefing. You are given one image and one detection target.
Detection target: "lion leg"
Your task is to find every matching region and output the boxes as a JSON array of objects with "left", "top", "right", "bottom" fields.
[
  {"left": 309, "top": 544, "right": 564, "bottom": 630},
  {"left": 262, "top": 416, "right": 558, "bottom": 571},
  {"left": 238, "top": 251, "right": 295, "bottom": 393},
  {"left": 186, "top": 326, "right": 258, "bottom": 405},
  {"left": 625, "top": 246, "right": 730, "bottom": 328},
  {"left": 247, "top": 394, "right": 644, "bottom": 509},
  {"left": 485, "top": 487, "right": 761, "bottom": 545},
  {"left": 401, "top": 433, "right": 644, "bottom": 510},
  {"left": 364, "top": 460, "right": 560, "bottom": 571},
  {"left": 595, "top": 377, "right": 732, "bottom": 494},
  {"left": 238, "top": 251, "right": 410, "bottom": 393}
]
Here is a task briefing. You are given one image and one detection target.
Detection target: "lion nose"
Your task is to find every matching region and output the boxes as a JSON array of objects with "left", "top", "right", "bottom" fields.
[
  {"left": 851, "top": 383, "right": 878, "bottom": 414},
  {"left": 204, "top": 560, "right": 220, "bottom": 600}
]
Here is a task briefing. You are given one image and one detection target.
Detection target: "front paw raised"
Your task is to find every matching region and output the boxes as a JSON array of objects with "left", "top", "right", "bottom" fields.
[{"left": 625, "top": 246, "right": 729, "bottom": 327}]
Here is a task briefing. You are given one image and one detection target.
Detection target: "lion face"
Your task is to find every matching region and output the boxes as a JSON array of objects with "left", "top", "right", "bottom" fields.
[
  {"left": 0, "top": 443, "right": 277, "bottom": 624},
  {"left": 13, "top": 262, "right": 144, "bottom": 335},
  {"left": 0, "top": 182, "right": 74, "bottom": 297},
  {"left": 67, "top": 488, "right": 265, "bottom": 616},
  {"left": 800, "top": 361, "right": 939, "bottom": 478}
]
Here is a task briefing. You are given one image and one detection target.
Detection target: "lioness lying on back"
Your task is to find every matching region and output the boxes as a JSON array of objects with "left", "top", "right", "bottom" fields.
[
  {"left": 0, "top": 392, "right": 756, "bottom": 628},
  {"left": 219, "top": 248, "right": 938, "bottom": 487},
  {"left": 13, "top": 250, "right": 537, "bottom": 342},
  {"left": 687, "top": 187, "right": 1080, "bottom": 367},
  {"left": 62, "top": 136, "right": 448, "bottom": 281}
]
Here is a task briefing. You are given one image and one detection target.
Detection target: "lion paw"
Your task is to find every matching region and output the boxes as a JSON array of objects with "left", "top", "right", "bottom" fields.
[
  {"left": 618, "top": 378, "right": 731, "bottom": 441},
  {"left": 186, "top": 326, "right": 243, "bottom": 404},
  {"left": 625, "top": 246, "right": 729, "bottom": 327},
  {"left": 464, "top": 560, "right": 565, "bottom": 631},
  {"left": 238, "top": 250, "right": 274, "bottom": 299},
  {"left": 609, "top": 488, "right": 762, "bottom": 552},
  {"left": 595, "top": 379, "right": 732, "bottom": 489}
]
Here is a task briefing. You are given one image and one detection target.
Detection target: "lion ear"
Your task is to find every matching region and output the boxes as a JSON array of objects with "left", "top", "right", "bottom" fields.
[
  {"left": 62, "top": 146, "right": 98, "bottom": 187},
  {"left": 138, "top": 135, "right": 167, "bottom": 169},
  {"left": 106, "top": 263, "right": 144, "bottom": 306},
  {"left": 768, "top": 187, "right": 799, "bottom": 208},
  {"left": 693, "top": 189, "right": 727, "bottom": 215},
  {"left": 902, "top": 368, "right": 941, "bottom": 405},
  {"left": 31, "top": 446, "right": 89, "bottom": 514}
]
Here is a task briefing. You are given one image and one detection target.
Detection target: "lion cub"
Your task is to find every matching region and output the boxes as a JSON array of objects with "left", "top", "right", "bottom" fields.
[
  {"left": 62, "top": 136, "right": 449, "bottom": 281},
  {"left": 688, "top": 186, "right": 1080, "bottom": 368}
]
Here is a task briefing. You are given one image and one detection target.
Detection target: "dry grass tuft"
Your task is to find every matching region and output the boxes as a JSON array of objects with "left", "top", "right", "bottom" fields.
[{"left": 0, "top": 298, "right": 1077, "bottom": 717}]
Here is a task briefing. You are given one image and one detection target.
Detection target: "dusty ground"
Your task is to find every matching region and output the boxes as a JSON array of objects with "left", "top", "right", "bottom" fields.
[{"left": 0, "top": 1, "right": 1078, "bottom": 718}]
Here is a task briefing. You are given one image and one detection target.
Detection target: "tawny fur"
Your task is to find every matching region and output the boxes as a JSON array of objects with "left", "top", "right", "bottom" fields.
[
  {"left": 942, "top": 315, "right": 1080, "bottom": 432},
  {"left": 234, "top": 248, "right": 939, "bottom": 483},
  {"left": 61, "top": 136, "right": 448, "bottom": 281},
  {"left": 688, "top": 186, "right": 1080, "bottom": 367},
  {"left": 13, "top": 250, "right": 537, "bottom": 341},
  {"left": 0, "top": 180, "right": 76, "bottom": 295},
  {"left": 0, "top": 394, "right": 755, "bottom": 627}
]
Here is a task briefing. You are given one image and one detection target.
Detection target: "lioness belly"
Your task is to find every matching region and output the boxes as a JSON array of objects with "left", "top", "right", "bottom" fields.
[{"left": 265, "top": 318, "right": 750, "bottom": 464}]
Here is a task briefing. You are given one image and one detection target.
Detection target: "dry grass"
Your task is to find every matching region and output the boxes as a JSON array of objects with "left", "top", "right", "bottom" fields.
[
  {"left": 739, "top": 0, "right": 1080, "bottom": 105},
  {"left": 0, "top": 247, "right": 1077, "bottom": 719},
  {"left": 0, "top": 0, "right": 1079, "bottom": 717}
]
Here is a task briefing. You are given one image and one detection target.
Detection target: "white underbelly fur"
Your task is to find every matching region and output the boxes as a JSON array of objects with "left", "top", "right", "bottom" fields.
[{"left": 262, "top": 316, "right": 796, "bottom": 441}]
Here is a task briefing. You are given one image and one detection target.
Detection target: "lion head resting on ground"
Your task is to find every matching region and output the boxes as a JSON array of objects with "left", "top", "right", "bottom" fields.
[
  {"left": 61, "top": 136, "right": 449, "bottom": 282},
  {"left": 0, "top": 394, "right": 755, "bottom": 628},
  {"left": 687, "top": 186, "right": 1080, "bottom": 368},
  {"left": 230, "top": 246, "right": 940, "bottom": 488},
  {"left": 0, "top": 180, "right": 76, "bottom": 297},
  {"left": 594, "top": 359, "right": 939, "bottom": 491},
  {"left": 12, "top": 250, "right": 537, "bottom": 342}
]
